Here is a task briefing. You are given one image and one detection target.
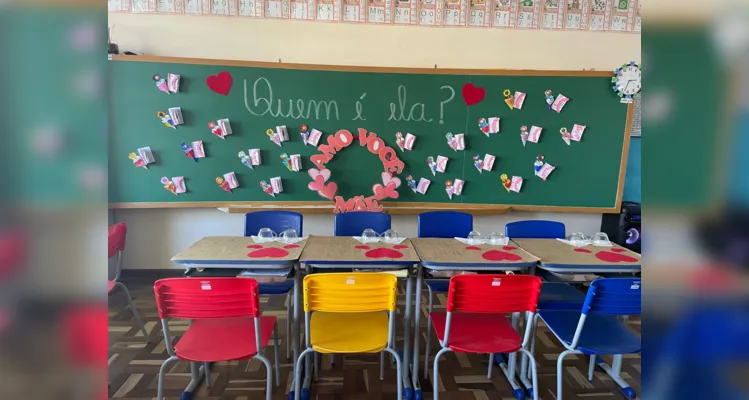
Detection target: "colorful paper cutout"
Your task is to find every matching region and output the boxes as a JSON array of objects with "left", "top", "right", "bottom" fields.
[
  {"left": 267, "top": 128, "right": 282, "bottom": 147},
  {"left": 270, "top": 177, "right": 283, "bottom": 194},
  {"left": 372, "top": 172, "right": 401, "bottom": 200},
  {"left": 260, "top": 180, "right": 274, "bottom": 197},
  {"left": 216, "top": 177, "right": 232, "bottom": 193},
  {"left": 206, "top": 71, "right": 232, "bottom": 96},
  {"left": 427, "top": 156, "right": 438, "bottom": 176},
  {"left": 501, "top": 174, "right": 511, "bottom": 192},
  {"left": 533, "top": 155, "right": 555, "bottom": 181},
  {"left": 503, "top": 89, "right": 514, "bottom": 110},
  {"left": 129, "top": 152, "right": 147, "bottom": 169},
  {"left": 417, "top": 177, "right": 431, "bottom": 194},
  {"left": 218, "top": 118, "right": 232, "bottom": 135},
  {"left": 192, "top": 141, "right": 206, "bottom": 158},
  {"left": 520, "top": 126, "right": 529, "bottom": 146},
  {"left": 308, "top": 128, "right": 323, "bottom": 146},
  {"left": 435, "top": 156, "right": 448, "bottom": 173},
  {"left": 483, "top": 154, "right": 496, "bottom": 171},
  {"left": 453, "top": 178, "right": 464, "bottom": 195},
  {"left": 168, "top": 108, "right": 183, "bottom": 125},
  {"left": 238, "top": 151, "right": 253, "bottom": 169},
  {"left": 276, "top": 126, "right": 289, "bottom": 142},
  {"left": 395, "top": 132, "right": 415, "bottom": 152},
  {"left": 300, "top": 124, "right": 311, "bottom": 146},
  {"left": 544, "top": 89, "right": 554, "bottom": 110},
  {"left": 406, "top": 175, "right": 417, "bottom": 193},
  {"left": 172, "top": 176, "right": 186, "bottom": 193},
  {"left": 281, "top": 153, "right": 292, "bottom": 171},
  {"left": 462, "top": 83, "right": 485, "bottom": 106},
  {"left": 152, "top": 74, "right": 170, "bottom": 95},
  {"left": 167, "top": 73, "right": 180, "bottom": 93},
  {"left": 473, "top": 154, "right": 484, "bottom": 173},
  {"left": 552, "top": 93, "right": 570, "bottom": 113},
  {"left": 478, "top": 118, "right": 500, "bottom": 137},
  {"left": 446, "top": 132, "right": 465, "bottom": 151},
  {"left": 513, "top": 91, "right": 527, "bottom": 109},
  {"left": 181, "top": 143, "right": 197, "bottom": 162},
  {"left": 223, "top": 172, "right": 239, "bottom": 189},
  {"left": 290, "top": 154, "right": 302, "bottom": 171},
  {"left": 157, "top": 111, "right": 177, "bottom": 129},
  {"left": 560, "top": 127, "right": 571, "bottom": 145},
  {"left": 501, "top": 174, "right": 523, "bottom": 193},
  {"left": 308, "top": 168, "right": 337, "bottom": 200},
  {"left": 208, "top": 121, "right": 226, "bottom": 139},
  {"left": 161, "top": 177, "right": 177, "bottom": 195},
  {"left": 528, "top": 126, "right": 542, "bottom": 143},
  {"left": 129, "top": 147, "right": 155, "bottom": 170},
  {"left": 446, "top": 180, "right": 455, "bottom": 199},
  {"left": 571, "top": 124, "right": 586, "bottom": 141},
  {"left": 249, "top": 149, "right": 261, "bottom": 166}
]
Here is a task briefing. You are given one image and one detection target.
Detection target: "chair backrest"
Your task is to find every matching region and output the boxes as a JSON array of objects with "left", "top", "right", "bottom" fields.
[
  {"left": 244, "top": 211, "right": 303, "bottom": 237},
  {"left": 583, "top": 278, "right": 641, "bottom": 316},
  {"left": 334, "top": 212, "right": 391, "bottom": 236},
  {"left": 417, "top": 211, "right": 473, "bottom": 238},
  {"left": 505, "top": 220, "right": 566, "bottom": 239},
  {"left": 108, "top": 223, "right": 127, "bottom": 259},
  {"left": 303, "top": 272, "right": 397, "bottom": 313},
  {"left": 154, "top": 277, "right": 261, "bottom": 320},
  {"left": 446, "top": 274, "right": 542, "bottom": 314}
]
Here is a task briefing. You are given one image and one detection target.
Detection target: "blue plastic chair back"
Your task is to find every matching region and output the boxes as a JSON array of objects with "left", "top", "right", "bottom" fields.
[
  {"left": 244, "top": 211, "right": 303, "bottom": 237},
  {"left": 582, "top": 278, "right": 641, "bottom": 316},
  {"left": 334, "top": 212, "right": 391, "bottom": 236},
  {"left": 417, "top": 211, "right": 473, "bottom": 238},
  {"left": 505, "top": 220, "right": 566, "bottom": 239}
]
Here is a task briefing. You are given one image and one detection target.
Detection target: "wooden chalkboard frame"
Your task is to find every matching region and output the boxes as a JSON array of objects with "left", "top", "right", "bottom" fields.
[{"left": 109, "top": 55, "right": 633, "bottom": 214}]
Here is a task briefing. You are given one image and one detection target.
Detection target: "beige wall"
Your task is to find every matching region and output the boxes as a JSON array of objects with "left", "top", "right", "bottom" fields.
[{"left": 108, "top": 13, "right": 640, "bottom": 270}]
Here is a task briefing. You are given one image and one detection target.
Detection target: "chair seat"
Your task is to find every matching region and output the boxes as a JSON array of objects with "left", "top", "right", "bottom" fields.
[
  {"left": 107, "top": 280, "right": 116, "bottom": 294},
  {"left": 175, "top": 316, "right": 276, "bottom": 362},
  {"left": 258, "top": 280, "right": 294, "bottom": 295},
  {"left": 425, "top": 279, "right": 450, "bottom": 293},
  {"left": 310, "top": 311, "right": 389, "bottom": 354},
  {"left": 539, "top": 310, "right": 641, "bottom": 355},
  {"left": 430, "top": 312, "right": 522, "bottom": 353},
  {"left": 538, "top": 282, "right": 586, "bottom": 310}
]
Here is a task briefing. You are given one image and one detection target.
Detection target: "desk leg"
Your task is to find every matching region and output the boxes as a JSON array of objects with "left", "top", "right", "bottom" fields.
[
  {"left": 401, "top": 266, "right": 414, "bottom": 396},
  {"left": 410, "top": 265, "right": 423, "bottom": 398},
  {"left": 291, "top": 263, "right": 301, "bottom": 395}
]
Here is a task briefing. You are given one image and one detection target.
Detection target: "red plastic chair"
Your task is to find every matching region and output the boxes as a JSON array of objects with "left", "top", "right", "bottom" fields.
[
  {"left": 429, "top": 274, "right": 542, "bottom": 400},
  {"left": 62, "top": 306, "right": 109, "bottom": 400},
  {"left": 108, "top": 223, "right": 147, "bottom": 338},
  {"left": 153, "top": 277, "right": 280, "bottom": 400}
]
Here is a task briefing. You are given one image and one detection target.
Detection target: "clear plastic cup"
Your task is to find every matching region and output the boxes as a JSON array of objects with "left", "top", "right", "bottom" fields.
[
  {"left": 488, "top": 232, "right": 506, "bottom": 246},
  {"left": 568, "top": 232, "right": 587, "bottom": 247},
  {"left": 361, "top": 228, "right": 379, "bottom": 243},
  {"left": 257, "top": 227, "right": 277, "bottom": 243},
  {"left": 592, "top": 232, "right": 611, "bottom": 246},
  {"left": 467, "top": 230, "right": 484, "bottom": 245},
  {"left": 382, "top": 229, "right": 400, "bottom": 244},
  {"left": 280, "top": 229, "right": 299, "bottom": 244}
]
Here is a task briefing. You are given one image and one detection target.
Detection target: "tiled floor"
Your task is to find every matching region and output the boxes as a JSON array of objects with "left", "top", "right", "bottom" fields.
[{"left": 108, "top": 278, "right": 641, "bottom": 399}]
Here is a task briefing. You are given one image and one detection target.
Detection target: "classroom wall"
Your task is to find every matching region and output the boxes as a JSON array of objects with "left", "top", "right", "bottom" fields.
[{"left": 108, "top": 14, "right": 641, "bottom": 270}]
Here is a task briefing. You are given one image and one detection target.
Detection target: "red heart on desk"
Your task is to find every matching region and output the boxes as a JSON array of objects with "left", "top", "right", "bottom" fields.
[
  {"left": 364, "top": 248, "right": 404, "bottom": 259},
  {"left": 462, "top": 83, "right": 485, "bottom": 106},
  {"left": 481, "top": 250, "right": 521, "bottom": 262},
  {"left": 595, "top": 251, "right": 638, "bottom": 263},
  {"left": 247, "top": 247, "right": 289, "bottom": 258},
  {"left": 206, "top": 71, "right": 233, "bottom": 96}
]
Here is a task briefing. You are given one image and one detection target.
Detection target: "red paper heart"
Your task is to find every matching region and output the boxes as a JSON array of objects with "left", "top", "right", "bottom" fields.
[
  {"left": 465, "top": 246, "right": 482, "bottom": 251},
  {"left": 318, "top": 182, "right": 338, "bottom": 200},
  {"left": 393, "top": 245, "right": 408, "bottom": 249},
  {"left": 384, "top": 182, "right": 399, "bottom": 199},
  {"left": 247, "top": 247, "right": 289, "bottom": 258},
  {"left": 462, "top": 83, "right": 485, "bottom": 106},
  {"left": 574, "top": 248, "right": 592, "bottom": 253},
  {"left": 502, "top": 246, "right": 517, "bottom": 251},
  {"left": 595, "top": 251, "right": 638, "bottom": 263},
  {"left": 308, "top": 175, "right": 326, "bottom": 191},
  {"left": 206, "top": 71, "right": 233, "bottom": 96},
  {"left": 611, "top": 248, "right": 626, "bottom": 253},
  {"left": 481, "top": 250, "right": 521, "bottom": 261},
  {"left": 364, "top": 248, "right": 404, "bottom": 259},
  {"left": 283, "top": 244, "right": 300, "bottom": 249},
  {"left": 246, "top": 244, "right": 263, "bottom": 249},
  {"left": 355, "top": 245, "right": 371, "bottom": 249}
]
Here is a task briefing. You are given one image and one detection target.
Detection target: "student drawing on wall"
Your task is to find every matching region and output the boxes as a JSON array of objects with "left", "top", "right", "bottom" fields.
[
  {"left": 592, "top": 0, "right": 605, "bottom": 11},
  {"left": 519, "top": 0, "right": 533, "bottom": 7},
  {"left": 567, "top": 0, "right": 580, "bottom": 11},
  {"left": 497, "top": 0, "right": 510, "bottom": 7},
  {"left": 545, "top": 0, "right": 557, "bottom": 8}
]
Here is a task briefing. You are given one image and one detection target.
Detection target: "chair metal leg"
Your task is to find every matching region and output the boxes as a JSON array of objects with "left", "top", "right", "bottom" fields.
[
  {"left": 432, "top": 348, "right": 452, "bottom": 400},
  {"left": 157, "top": 356, "right": 179, "bottom": 400},
  {"left": 487, "top": 353, "right": 493, "bottom": 379},
  {"left": 423, "top": 286, "right": 434, "bottom": 379},
  {"left": 203, "top": 362, "right": 211, "bottom": 388},
  {"left": 314, "top": 352, "right": 320, "bottom": 382},
  {"left": 380, "top": 352, "right": 385, "bottom": 380},
  {"left": 557, "top": 349, "right": 576, "bottom": 400},
  {"left": 588, "top": 354, "right": 596, "bottom": 381},
  {"left": 518, "top": 348, "right": 539, "bottom": 400},
  {"left": 116, "top": 282, "right": 148, "bottom": 339},
  {"left": 286, "top": 292, "right": 292, "bottom": 360},
  {"left": 383, "top": 347, "right": 403, "bottom": 400},
  {"left": 273, "top": 323, "right": 281, "bottom": 387},
  {"left": 254, "top": 354, "right": 273, "bottom": 400},
  {"left": 294, "top": 348, "right": 316, "bottom": 400}
]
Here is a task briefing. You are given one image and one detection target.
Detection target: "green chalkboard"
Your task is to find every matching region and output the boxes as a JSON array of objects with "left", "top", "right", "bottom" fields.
[{"left": 109, "top": 56, "right": 631, "bottom": 212}]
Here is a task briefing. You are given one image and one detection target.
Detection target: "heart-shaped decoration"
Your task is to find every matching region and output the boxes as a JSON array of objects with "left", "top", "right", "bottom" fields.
[
  {"left": 206, "top": 71, "right": 233, "bottom": 96},
  {"left": 372, "top": 182, "right": 400, "bottom": 200},
  {"left": 384, "top": 182, "right": 399, "bottom": 199},
  {"left": 318, "top": 182, "right": 338, "bottom": 200},
  {"left": 381, "top": 172, "right": 401, "bottom": 189},
  {"left": 308, "top": 168, "right": 331, "bottom": 183},
  {"left": 462, "top": 83, "right": 485, "bottom": 106},
  {"left": 308, "top": 175, "right": 326, "bottom": 191}
]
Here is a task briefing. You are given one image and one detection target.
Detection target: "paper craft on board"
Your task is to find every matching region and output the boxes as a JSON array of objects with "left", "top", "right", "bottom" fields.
[
  {"left": 171, "top": 176, "right": 186, "bottom": 194},
  {"left": 501, "top": 174, "right": 523, "bottom": 193},
  {"left": 483, "top": 154, "right": 496, "bottom": 171},
  {"left": 478, "top": 118, "right": 500, "bottom": 136},
  {"left": 281, "top": 153, "right": 293, "bottom": 172},
  {"left": 571, "top": 124, "right": 586, "bottom": 141},
  {"left": 276, "top": 126, "right": 289, "bottom": 142},
  {"left": 136, "top": 147, "right": 155, "bottom": 166},
  {"left": 270, "top": 177, "right": 283, "bottom": 194},
  {"left": 161, "top": 177, "right": 178, "bottom": 195},
  {"left": 560, "top": 127, "right": 571, "bottom": 145},
  {"left": 503, "top": 89, "right": 514, "bottom": 110},
  {"left": 552, "top": 93, "right": 570, "bottom": 113},
  {"left": 417, "top": 177, "right": 431, "bottom": 194},
  {"left": 249, "top": 149, "right": 261, "bottom": 166},
  {"left": 404, "top": 133, "right": 415, "bottom": 150},
  {"left": 216, "top": 177, "right": 232, "bottom": 193},
  {"left": 182, "top": 143, "right": 197, "bottom": 162},
  {"left": 520, "top": 126, "right": 529, "bottom": 147},
  {"left": 223, "top": 172, "right": 239, "bottom": 189},
  {"left": 446, "top": 132, "right": 465, "bottom": 151},
  {"left": 544, "top": 89, "right": 554, "bottom": 110},
  {"left": 473, "top": 154, "right": 484, "bottom": 173},
  {"left": 396, "top": 132, "right": 406, "bottom": 151},
  {"left": 513, "top": 91, "right": 526, "bottom": 109},
  {"left": 238, "top": 151, "right": 253, "bottom": 169},
  {"left": 129, "top": 152, "right": 147, "bottom": 169},
  {"left": 260, "top": 180, "right": 274, "bottom": 197},
  {"left": 290, "top": 154, "right": 302, "bottom": 171},
  {"left": 267, "top": 129, "right": 282, "bottom": 147},
  {"left": 435, "top": 156, "right": 448, "bottom": 173},
  {"left": 157, "top": 111, "right": 177, "bottom": 129},
  {"left": 167, "top": 73, "right": 180, "bottom": 93},
  {"left": 446, "top": 180, "right": 455, "bottom": 199},
  {"left": 406, "top": 175, "right": 417, "bottom": 193},
  {"left": 168, "top": 108, "right": 183, "bottom": 126},
  {"left": 533, "top": 155, "right": 555, "bottom": 181},
  {"left": 300, "top": 124, "right": 311, "bottom": 146},
  {"left": 208, "top": 121, "right": 226, "bottom": 139},
  {"left": 427, "top": 156, "right": 438, "bottom": 176},
  {"left": 192, "top": 141, "right": 205, "bottom": 158},
  {"left": 153, "top": 74, "right": 170, "bottom": 95},
  {"left": 453, "top": 178, "right": 464, "bottom": 195},
  {"left": 218, "top": 119, "right": 232, "bottom": 135},
  {"left": 307, "top": 128, "right": 323, "bottom": 146},
  {"left": 528, "top": 126, "right": 542, "bottom": 143}
]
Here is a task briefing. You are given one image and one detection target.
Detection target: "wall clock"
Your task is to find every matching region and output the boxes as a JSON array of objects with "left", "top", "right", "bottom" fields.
[{"left": 612, "top": 61, "right": 641, "bottom": 103}]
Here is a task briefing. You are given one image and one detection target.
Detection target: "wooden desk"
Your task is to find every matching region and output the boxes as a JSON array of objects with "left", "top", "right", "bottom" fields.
[
  {"left": 411, "top": 238, "right": 539, "bottom": 270},
  {"left": 300, "top": 235, "right": 419, "bottom": 266},
  {"left": 171, "top": 236, "right": 307, "bottom": 268},
  {"left": 512, "top": 238, "right": 641, "bottom": 273}
]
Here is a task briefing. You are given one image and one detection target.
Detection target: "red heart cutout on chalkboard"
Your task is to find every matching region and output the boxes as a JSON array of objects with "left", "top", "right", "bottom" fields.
[
  {"left": 462, "top": 83, "right": 485, "bottom": 106},
  {"left": 206, "top": 71, "right": 233, "bottom": 96},
  {"left": 318, "top": 182, "right": 338, "bottom": 200},
  {"left": 481, "top": 250, "right": 521, "bottom": 261},
  {"left": 595, "top": 251, "right": 638, "bottom": 263},
  {"left": 308, "top": 175, "right": 326, "bottom": 191}
]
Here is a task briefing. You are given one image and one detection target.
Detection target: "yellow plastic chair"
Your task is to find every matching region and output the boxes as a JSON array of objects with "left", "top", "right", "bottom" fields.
[{"left": 292, "top": 272, "right": 403, "bottom": 400}]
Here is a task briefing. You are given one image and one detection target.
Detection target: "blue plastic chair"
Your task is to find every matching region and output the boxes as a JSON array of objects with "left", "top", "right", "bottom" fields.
[
  {"left": 505, "top": 220, "right": 566, "bottom": 239},
  {"left": 334, "top": 211, "right": 391, "bottom": 236},
  {"left": 417, "top": 211, "right": 473, "bottom": 378},
  {"left": 244, "top": 211, "right": 303, "bottom": 360},
  {"left": 539, "top": 278, "right": 641, "bottom": 400}
]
